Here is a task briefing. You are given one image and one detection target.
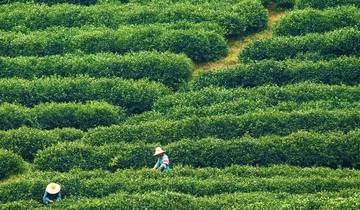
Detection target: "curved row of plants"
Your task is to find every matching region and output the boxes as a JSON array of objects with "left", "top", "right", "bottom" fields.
[
  {"left": 0, "top": 51, "right": 193, "bottom": 90},
  {"left": 240, "top": 27, "right": 360, "bottom": 62},
  {"left": 0, "top": 0, "right": 268, "bottom": 36},
  {"left": 274, "top": 6, "right": 360, "bottom": 36},
  {"left": 1, "top": 163, "right": 360, "bottom": 202},
  {"left": 0, "top": 101, "right": 126, "bottom": 130},
  {"left": 155, "top": 83, "right": 360, "bottom": 112},
  {"left": 0, "top": 76, "right": 170, "bottom": 113},
  {"left": 0, "top": 26, "right": 228, "bottom": 63},
  {"left": 192, "top": 56, "right": 360, "bottom": 89}
]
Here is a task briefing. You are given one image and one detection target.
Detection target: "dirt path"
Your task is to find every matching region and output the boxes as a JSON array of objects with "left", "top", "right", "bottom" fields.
[{"left": 193, "top": 9, "right": 285, "bottom": 77}]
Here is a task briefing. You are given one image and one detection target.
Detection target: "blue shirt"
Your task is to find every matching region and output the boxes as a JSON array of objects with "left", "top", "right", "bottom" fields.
[
  {"left": 154, "top": 154, "right": 170, "bottom": 172},
  {"left": 43, "top": 191, "right": 61, "bottom": 204}
]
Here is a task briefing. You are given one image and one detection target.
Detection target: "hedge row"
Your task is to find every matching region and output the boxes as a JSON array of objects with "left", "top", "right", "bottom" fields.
[
  {"left": 83, "top": 109, "right": 360, "bottom": 145},
  {"left": 0, "top": 76, "right": 170, "bottom": 113},
  {"left": 0, "top": 127, "right": 83, "bottom": 161},
  {"left": 2, "top": 190, "right": 360, "bottom": 210},
  {"left": 0, "top": 101, "right": 126, "bottom": 130},
  {"left": 155, "top": 83, "right": 360, "bottom": 112},
  {"left": 0, "top": 51, "right": 193, "bottom": 89},
  {"left": 0, "top": 0, "right": 97, "bottom": 4},
  {"left": 157, "top": 100, "right": 360, "bottom": 121},
  {"left": 2, "top": 164, "right": 360, "bottom": 202},
  {"left": 0, "top": 1, "right": 268, "bottom": 36},
  {"left": 34, "top": 129, "right": 360, "bottom": 172},
  {"left": 0, "top": 26, "right": 227, "bottom": 63},
  {"left": 192, "top": 57, "right": 360, "bottom": 89},
  {"left": 274, "top": 6, "right": 360, "bottom": 36},
  {"left": 0, "top": 149, "right": 25, "bottom": 180},
  {"left": 41, "top": 191, "right": 360, "bottom": 210},
  {"left": 296, "top": 0, "right": 360, "bottom": 9},
  {"left": 239, "top": 27, "right": 360, "bottom": 62}
]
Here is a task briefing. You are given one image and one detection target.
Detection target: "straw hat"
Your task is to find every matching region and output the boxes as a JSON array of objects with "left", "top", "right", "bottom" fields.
[
  {"left": 46, "top": 183, "right": 61, "bottom": 194},
  {"left": 153, "top": 147, "right": 165, "bottom": 156}
]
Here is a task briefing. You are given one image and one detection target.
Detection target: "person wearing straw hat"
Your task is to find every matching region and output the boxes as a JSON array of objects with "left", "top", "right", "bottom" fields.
[
  {"left": 153, "top": 147, "right": 170, "bottom": 173},
  {"left": 42, "top": 183, "right": 62, "bottom": 204}
]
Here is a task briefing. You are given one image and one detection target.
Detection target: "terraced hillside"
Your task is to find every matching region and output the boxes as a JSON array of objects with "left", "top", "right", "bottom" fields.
[{"left": 0, "top": 0, "right": 359, "bottom": 209}]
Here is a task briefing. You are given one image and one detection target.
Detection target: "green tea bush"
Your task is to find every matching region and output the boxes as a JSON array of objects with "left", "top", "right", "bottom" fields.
[
  {"left": 0, "top": 1, "right": 267, "bottom": 36},
  {"left": 274, "top": 6, "right": 360, "bottom": 36},
  {"left": 0, "top": 0, "right": 97, "bottom": 4},
  {"left": 240, "top": 27, "right": 360, "bottom": 61},
  {"left": 160, "top": 100, "right": 360, "bottom": 120},
  {"left": 1, "top": 165, "right": 360, "bottom": 203},
  {"left": 0, "top": 127, "right": 83, "bottom": 161},
  {"left": 0, "top": 101, "right": 126, "bottom": 130},
  {"left": 34, "top": 142, "right": 112, "bottom": 172},
  {"left": 155, "top": 83, "right": 360, "bottom": 112},
  {"left": 0, "top": 149, "right": 25, "bottom": 179},
  {"left": 296, "top": 0, "right": 360, "bottom": 9},
  {"left": 192, "top": 57, "right": 360, "bottom": 88},
  {"left": 35, "top": 130, "right": 360, "bottom": 171},
  {"left": 0, "top": 76, "right": 170, "bottom": 113},
  {"left": 0, "top": 26, "right": 227, "bottom": 63},
  {"left": 84, "top": 109, "right": 360, "bottom": 145},
  {"left": 0, "top": 51, "right": 193, "bottom": 90}
]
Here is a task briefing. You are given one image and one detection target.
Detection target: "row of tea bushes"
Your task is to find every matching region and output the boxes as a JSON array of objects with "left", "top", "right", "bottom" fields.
[
  {"left": 192, "top": 56, "right": 360, "bottom": 88},
  {"left": 0, "top": 1, "right": 267, "bottom": 36},
  {"left": 239, "top": 27, "right": 360, "bottom": 62},
  {"left": 2, "top": 190, "right": 360, "bottom": 210},
  {"left": 0, "top": 127, "right": 83, "bottom": 161},
  {"left": 0, "top": 51, "right": 193, "bottom": 89},
  {"left": 155, "top": 83, "right": 360, "bottom": 112},
  {"left": 83, "top": 109, "right": 360, "bottom": 145},
  {"left": 2, "top": 164, "right": 360, "bottom": 201},
  {"left": 0, "top": 0, "right": 97, "bottom": 4},
  {"left": 0, "top": 149, "right": 25, "bottom": 180},
  {"left": 295, "top": 0, "right": 360, "bottom": 9},
  {"left": 155, "top": 100, "right": 360, "bottom": 121},
  {"left": 0, "top": 26, "right": 227, "bottom": 63},
  {"left": 274, "top": 6, "right": 360, "bottom": 36},
  {"left": 34, "top": 130, "right": 360, "bottom": 172},
  {"left": 0, "top": 101, "right": 126, "bottom": 130},
  {"left": 34, "top": 129, "right": 360, "bottom": 171},
  {"left": 0, "top": 76, "right": 170, "bottom": 113}
]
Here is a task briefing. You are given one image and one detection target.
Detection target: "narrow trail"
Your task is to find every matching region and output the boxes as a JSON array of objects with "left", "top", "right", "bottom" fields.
[{"left": 193, "top": 9, "right": 285, "bottom": 77}]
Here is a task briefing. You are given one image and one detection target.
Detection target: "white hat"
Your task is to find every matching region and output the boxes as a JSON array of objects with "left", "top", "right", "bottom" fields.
[
  {"left": 46, "top": 183, "right": 61, "bottom": 194},
  {"left": 153, "top": 147, "right": 165, "bottom": 156}
]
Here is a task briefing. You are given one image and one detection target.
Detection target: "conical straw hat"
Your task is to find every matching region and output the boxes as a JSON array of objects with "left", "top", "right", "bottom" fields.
[
  {"left": 153, "top": 147, "right": 165, "bottom": 156},
  {"left": 46, "top": 183, "right": 61, "bottom": 194}
]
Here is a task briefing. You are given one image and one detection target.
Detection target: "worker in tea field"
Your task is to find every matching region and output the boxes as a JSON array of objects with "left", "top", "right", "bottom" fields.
[
  {"left": 42, "top": 183, "right": 62, "bottom": 204},
  {"left": 153, "top": 147, "right": 170, "bottom": 172}
]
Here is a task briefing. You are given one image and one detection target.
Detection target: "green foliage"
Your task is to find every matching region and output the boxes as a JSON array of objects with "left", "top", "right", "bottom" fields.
[
  {"left": 0, "top": 127, "right": 83, "bottom": 161},
  {"left": 0, "top": 149, "right": 25, "bottom": 179},
  {"left": 84, "top": 109, "right": 360, "bottom": 145},
  {"left": 0, "top": 76, "right": 170, "bottom": 113},
  {"left": 0, "top": 0, "right": 97, "bottom": 4},
  {"left": 0, "top": 1, "right": 268, "bottom": 36},
  {"left": 295, "top": 0, "right": 360, "bottom": 9},
  {"left": 0, "top": 26, "right": 227, "bottom": 63},
  {"left": 34, "top": 142, "right": 112, "bottom": 172},
  {"left": 155, "top": 83, "right": 360, "bottom": 112},
  {"left": 240, "top": 27, "right": 360, "bottom": 62},
  {"left": 0, "top": 51, "right": 193, "bottom": 90},
  {"left": 274, "top": 6, "right": 360, "bottom": 36},
  {"left": 192, "top": 57, "right": 360, "bottom": 88},
  {"left": 0, "top": 101, "right": 126, "bottom": 130}
]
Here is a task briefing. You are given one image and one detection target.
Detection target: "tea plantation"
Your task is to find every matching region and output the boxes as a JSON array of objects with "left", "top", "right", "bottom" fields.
[{"left": 0, "top": 0, "right": 359, "bottom": 209}]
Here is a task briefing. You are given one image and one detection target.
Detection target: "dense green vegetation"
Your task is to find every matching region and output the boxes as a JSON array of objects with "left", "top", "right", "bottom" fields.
[
  {"left": 240, "top": 27, "right": 360, "bottom": 61},
  {"left": 0, "top": 52, "right": 193, "bottom": 89},
  {"left": 0, "top": 0, "right": 359, "bottom": 208},
  {"left": 274, "top": 6, "right": 360, "bottom": 36}
]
